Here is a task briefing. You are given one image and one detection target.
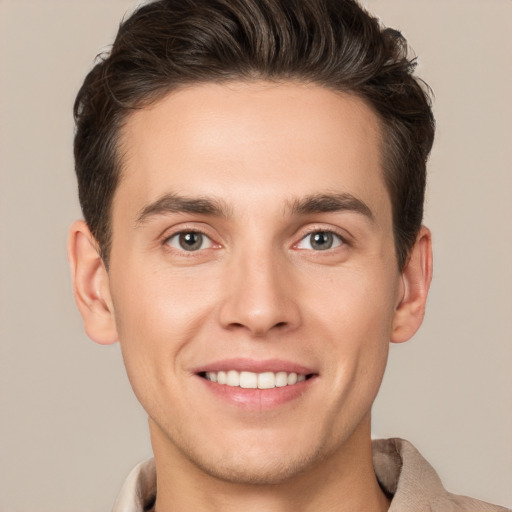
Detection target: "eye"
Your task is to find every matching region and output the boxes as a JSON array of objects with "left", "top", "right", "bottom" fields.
[
  {"left": 165, "top": 231, "right": 213, "bottom": 252},
  {"left": 296, "top": 231, "right": 344, "bottom": 251}
]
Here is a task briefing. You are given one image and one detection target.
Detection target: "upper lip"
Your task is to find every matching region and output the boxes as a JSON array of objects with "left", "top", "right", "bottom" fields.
[{"left": 191, "top": 358, "right": 317, "bottom": 375}]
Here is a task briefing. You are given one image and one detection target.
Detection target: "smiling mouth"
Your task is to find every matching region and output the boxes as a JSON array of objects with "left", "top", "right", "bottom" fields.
[{"left": 199, "top": 370, "right": 314, "bottom": 389}]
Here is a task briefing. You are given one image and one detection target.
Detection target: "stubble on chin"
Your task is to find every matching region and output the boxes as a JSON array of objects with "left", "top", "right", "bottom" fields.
[{"left": 149, "top": 417, "right": 337, "bottom": 487}]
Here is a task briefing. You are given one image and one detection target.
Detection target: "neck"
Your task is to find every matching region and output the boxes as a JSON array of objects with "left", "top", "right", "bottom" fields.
[{"left": 149, "top": 415, "right": 390, "bottom": 512}]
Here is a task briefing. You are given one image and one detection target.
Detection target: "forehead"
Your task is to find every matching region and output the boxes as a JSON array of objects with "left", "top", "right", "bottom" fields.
[{"left": 115, "top": 81, "right": 388, "bottom": 223}]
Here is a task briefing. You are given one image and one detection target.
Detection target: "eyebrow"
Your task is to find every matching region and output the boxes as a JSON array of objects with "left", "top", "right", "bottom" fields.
[
  {"left": 135, "top": 193, "right": 231, "bottom": 225},
  {"left": 287, "top": 193, "right": 374, "bottom": 222},
  {"left": 135, "top": 191, "right": 374, "bottom": 226}
]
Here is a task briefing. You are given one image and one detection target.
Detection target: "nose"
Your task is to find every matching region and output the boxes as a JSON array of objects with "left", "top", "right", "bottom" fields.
[{"left": 218, "top": 247, "right": 301, "bottom": 337}]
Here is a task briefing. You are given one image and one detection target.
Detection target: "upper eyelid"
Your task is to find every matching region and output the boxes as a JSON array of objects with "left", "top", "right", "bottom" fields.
[
  {"left": 164, "top": 230, "right": 211, "bottom": 241},
  {"left": 294, "top": 230, "right": 345, "bottom": 248},
  {"left": 165, "top": 230, "right": 214, "bottom": 250},
  {"left": 162, "top": 230, "right": 219, "bottom": 256},
  {"left": 294, "top": 225, "right": 350, "bottom": 243},
  {"left": 161, "top": 224, "right": 217, "bottom": 243},
  {"left": 164, "top": 232, "right": 215, "bottom": 248}
]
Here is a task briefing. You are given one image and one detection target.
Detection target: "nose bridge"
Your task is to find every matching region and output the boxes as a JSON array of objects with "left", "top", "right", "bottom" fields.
[{"left": 218, "top": 241, "right": 300, "bottom": 336}]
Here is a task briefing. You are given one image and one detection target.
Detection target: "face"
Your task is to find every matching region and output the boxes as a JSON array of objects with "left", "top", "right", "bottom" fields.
[{"left": 104, "top": 82, "right": 405, "bottom": 483}]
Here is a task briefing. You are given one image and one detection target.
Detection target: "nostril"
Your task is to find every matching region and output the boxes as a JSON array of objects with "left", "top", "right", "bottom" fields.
[{"left": 226, "top": 322, "right": 245, "bottom": 331}]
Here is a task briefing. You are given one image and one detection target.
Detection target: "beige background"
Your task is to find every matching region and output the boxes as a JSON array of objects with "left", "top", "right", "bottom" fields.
[{"left": 0, "top": 0, "right": 510, "bottom": 510}]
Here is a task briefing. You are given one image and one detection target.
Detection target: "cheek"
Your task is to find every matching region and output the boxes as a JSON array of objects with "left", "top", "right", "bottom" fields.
[
  {"left": 109, "top": 282, "right": 203, "bottom": 426},
  {"left": 304, "top": 263, "right": 398, "bottom": 336},
  {"left": 109, "top": 265, "right": 221, "bottom": 389},
  {"left": 112, "top": 259, "right": 218, "bottom": 333},
  {"left": 303, "top": 266, "right": 396, "bottom": 386}
]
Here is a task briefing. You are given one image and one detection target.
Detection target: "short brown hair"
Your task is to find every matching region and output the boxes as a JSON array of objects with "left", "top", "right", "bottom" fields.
[{"left": 74, "top": 0, "right": 435, "bottom": 269}]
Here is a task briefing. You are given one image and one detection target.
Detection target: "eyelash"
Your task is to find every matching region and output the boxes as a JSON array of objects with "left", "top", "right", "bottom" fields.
[
  {"left": 162, "top": 226, "right": 348, "bottom": 254},
  {"left": 163, "top": 229, "right": 216, "bottom": 253},
  {"left": 294, "top": 230, "right": 347, "bottom": 251}
]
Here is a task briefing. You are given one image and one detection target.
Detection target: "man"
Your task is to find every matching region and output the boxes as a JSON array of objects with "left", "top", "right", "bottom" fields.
[{"left": 67, "top": 0, "right": 509, "bottom": 511}]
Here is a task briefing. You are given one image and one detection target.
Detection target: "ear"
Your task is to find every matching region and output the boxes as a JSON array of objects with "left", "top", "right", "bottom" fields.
[
  {"left": 391, "top": 226, "right": 433, "bottom": 343},
  {"left": 67, "top": 220, "right": 118, "bottom": 345}
]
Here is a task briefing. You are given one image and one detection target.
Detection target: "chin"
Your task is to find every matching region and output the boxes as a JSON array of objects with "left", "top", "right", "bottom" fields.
[{"left": 185, "top": 446, "right": 324, "bottom": 486}]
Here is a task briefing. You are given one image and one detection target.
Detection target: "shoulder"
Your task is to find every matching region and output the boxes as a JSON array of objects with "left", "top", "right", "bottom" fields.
[
  {"left": 112, "top": 458, "right": 156, "bottom": 512},
  {"left": 372, "top": 438, "right": 511, "bottom": 512}
]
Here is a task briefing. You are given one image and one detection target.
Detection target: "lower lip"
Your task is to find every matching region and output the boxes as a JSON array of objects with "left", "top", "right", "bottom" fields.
[{"left": 199, "top": 376, "right": 316, "bottom": 410}]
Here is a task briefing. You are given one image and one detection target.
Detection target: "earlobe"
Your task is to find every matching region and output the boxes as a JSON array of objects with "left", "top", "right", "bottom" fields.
[
  {"left": 67, "top": 220, "right": 118, "bottom": 345},
  {"left": 390, "top": 226, "right": 433, "bottom": 344}
]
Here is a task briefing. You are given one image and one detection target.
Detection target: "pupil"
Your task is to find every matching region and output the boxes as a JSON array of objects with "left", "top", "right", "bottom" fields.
[
  {"left": 312, "top": 232, "right": 332, "bottom": 250},
  {"left": 179, "top": 232, "right": 202, "bottom": 251}
]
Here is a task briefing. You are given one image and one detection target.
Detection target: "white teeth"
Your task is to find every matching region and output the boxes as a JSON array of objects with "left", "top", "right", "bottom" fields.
[
  {"left": 258, "top": 372, "right": 275, "bottom": 389},
  {"left": 204, "top": 370, "right": 309, "bottom": 389},
  {"left": 275, "top": 371, "right": 288, "bottom": 387},
  {"left": 226, "top": 370, "right": 239, "bottom": 386},
  {"left": 239, "top": 371, "right": 257, "bottom": 389}
]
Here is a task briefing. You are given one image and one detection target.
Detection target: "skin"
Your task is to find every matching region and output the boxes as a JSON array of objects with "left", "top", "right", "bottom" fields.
[{"left": 68, "top": 81, "right": 432, "bottom": 512}]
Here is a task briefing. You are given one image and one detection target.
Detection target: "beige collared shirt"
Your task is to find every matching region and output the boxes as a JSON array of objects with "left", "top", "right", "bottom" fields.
[{"left": 112, "top": 438, "right": 511, "bottom": 512}]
